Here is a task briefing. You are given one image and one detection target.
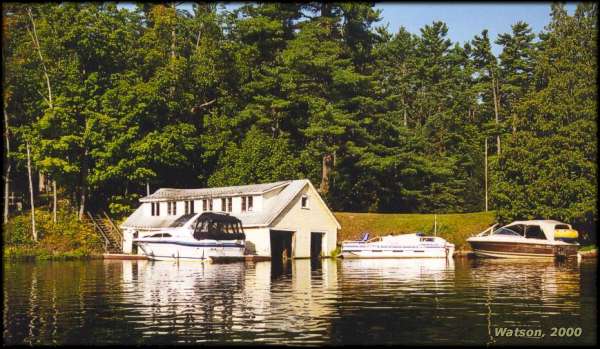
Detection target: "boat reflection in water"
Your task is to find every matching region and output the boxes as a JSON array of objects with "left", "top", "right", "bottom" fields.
[
  {"left": 119, "top": 258, "right": 339, "bottom": 344},
  {"left": 340, "top": 258, "right": 455, "bottom": 283},
  {"left": 466, "top": 258, "right": 583, "bottom": 346},
  {"left": 2, "top": 257, "right": 594, "bottom": 346}
]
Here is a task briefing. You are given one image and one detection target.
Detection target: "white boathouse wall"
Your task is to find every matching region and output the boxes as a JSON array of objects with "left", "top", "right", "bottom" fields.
[{"left": 120, "top": 180, "right": 339, "bottom": 258}]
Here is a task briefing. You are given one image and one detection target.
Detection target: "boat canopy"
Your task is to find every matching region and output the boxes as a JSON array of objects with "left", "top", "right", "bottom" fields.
[
  {"left": 192, "top": 212, "right": 245, "bottom": 240},
  {"left": 501, "top": 220, "right": 573, "bottom": 241}
]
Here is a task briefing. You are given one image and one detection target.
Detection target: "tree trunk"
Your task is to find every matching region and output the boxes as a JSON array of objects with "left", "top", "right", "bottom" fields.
[
  {"left": 26, "top": 141, "right": 37, "bottom": 242},
  {"left": 78, "top": 150, "right": 88, "bottom": 221},
  {"left": 320, "top": 153, "right": 333, "bottom": 194},
  {"left": 169, "top": 4, "right": 177, "bottom": 99},
  {"left": 491, "top": 70, "right": 500, "bottom": 155},
  {"left": 3, "top": 108, "right": 11, "bottom": 224},
  {"left": 27, "top": 8, "right": 53, "bottom": 109},
  {"left": 52, "top": 180, "right": 57, "bottom": 223},
  {"left": 39, "top": 172, "right": 46, "bottom": 193},
  {"left": 171, "top": 3, "right": 176, "bottom": 59},
  {"left": 79, "top": 184, "right": 86, "bottom": 221},
  {"left": 484, "top": 137, "right": 488, "bottom": 212}
]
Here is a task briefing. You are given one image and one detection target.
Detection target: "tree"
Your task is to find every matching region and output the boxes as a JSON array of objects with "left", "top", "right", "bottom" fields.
[
  {"left": 471, "top": 29, "right": 502, "bottom": 155},
  {"left": 208, "top": 127, "right": 302, "bottom": 187},
  {"left": 492, "top": 3, "right": 597, "bottom": 241},
  {"left": 496, "top": 21, "right": 535, "bottom": 134}
]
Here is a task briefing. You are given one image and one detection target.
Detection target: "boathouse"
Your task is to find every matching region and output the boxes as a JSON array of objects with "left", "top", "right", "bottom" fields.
[{"left": 120, "top": 179, "right": 340, "bottom": 259}]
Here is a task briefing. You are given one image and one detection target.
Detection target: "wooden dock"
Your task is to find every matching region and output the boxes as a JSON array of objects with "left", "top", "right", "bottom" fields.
[
  {"left": 101, "top": 254, "right": 271, "bottom": 262},
  {"left": 103, "top": 253, "right": 148, "bottom": 260}
]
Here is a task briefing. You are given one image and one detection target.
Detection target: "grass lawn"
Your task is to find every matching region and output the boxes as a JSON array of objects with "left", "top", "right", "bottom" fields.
[{"left": 334, "top": 211, "right": 496, "bottom": 251}]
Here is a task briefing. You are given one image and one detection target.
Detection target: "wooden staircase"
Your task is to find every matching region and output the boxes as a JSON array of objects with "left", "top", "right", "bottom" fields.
[{"left": 87, "top": 211, "right": 123, "bottom": 253}]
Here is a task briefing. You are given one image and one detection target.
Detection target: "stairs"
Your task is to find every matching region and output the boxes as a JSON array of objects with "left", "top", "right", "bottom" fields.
[{"left": 87, "top": 211, "right": 123, "bottom": 253}]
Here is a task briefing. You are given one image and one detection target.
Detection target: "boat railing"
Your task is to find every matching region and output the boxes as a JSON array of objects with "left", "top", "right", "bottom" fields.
[{"left": 342, "top": 236, "right": 382, "bottom": 244}]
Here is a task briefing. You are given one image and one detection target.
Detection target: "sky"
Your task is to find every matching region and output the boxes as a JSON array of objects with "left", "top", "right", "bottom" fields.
[
  {"left": 118, "top": 2, "right": 579, "bottom": 56},
  {"left": 374, "top": 2, "right": 579, "bottom": 55}
]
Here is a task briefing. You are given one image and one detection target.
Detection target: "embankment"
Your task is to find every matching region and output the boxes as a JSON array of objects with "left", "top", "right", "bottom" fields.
[{"left": 334, "top": 211, "right": 495, "bottom": 251}]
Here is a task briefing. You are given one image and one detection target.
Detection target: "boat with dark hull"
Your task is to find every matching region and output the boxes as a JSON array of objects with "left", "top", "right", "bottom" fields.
[{"left": 467, "top": 220, "right": 579, "bottom": 259}]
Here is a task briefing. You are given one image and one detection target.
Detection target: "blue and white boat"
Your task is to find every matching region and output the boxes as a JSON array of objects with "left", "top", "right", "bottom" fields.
[
  {"left": 133, "top": 212, "right": 245, "bottom": 261},
  {"left": 341, "top": 232, "right": 454, "bottom": 259}
]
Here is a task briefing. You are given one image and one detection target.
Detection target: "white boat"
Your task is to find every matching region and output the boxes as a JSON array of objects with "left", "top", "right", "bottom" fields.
[
  {"left": 341, "top": 232, "right": 455, "bottom": 259},
  {"left": 133, "top": 212, "right": 245, "bottom": 261},
  {"left": 466, "top": 220, "right": 579, "bottom": 259}
]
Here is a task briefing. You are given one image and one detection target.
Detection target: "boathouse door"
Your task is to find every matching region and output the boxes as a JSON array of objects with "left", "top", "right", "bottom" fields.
[
  {"left": 270, "top": 230, "right": 294, "bottom": 263},
  {"left": 310, "top": 232, "right": 324, "bottom": 259}
]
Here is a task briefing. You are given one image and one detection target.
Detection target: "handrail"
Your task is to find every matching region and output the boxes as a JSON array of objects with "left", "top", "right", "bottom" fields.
[
  {"left": 342, "top": 236, "right": 382, "bottom": 244},
  {"left": 87, "top": 211, "right": 110, "bottom": 252},
  {"left": 102, "top": 211, "right": 123, "bottom": 238},
  {"left": 102, "top": 211, "right": 123, "bottom": 249}
]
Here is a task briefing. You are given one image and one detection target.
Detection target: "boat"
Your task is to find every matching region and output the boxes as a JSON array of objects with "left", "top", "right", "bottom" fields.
[
  {"left": 133, "top": 212, "right": 246, "bottom": 261},
  {"left": 466, "top": 220, "right": 579, "bottom": 259},
  {"left": 340, "top": 232, "right": 455, "bottom": 259}
]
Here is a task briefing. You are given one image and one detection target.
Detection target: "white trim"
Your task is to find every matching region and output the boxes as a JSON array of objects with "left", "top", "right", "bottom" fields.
[{"left": 139, "top": 182, "right": 290, "bottom": 202}]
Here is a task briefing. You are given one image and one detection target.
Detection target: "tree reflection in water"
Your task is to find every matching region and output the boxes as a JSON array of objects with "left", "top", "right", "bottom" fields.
[{"left": 2, "top": 258, "right": 595, "bottom": 345}]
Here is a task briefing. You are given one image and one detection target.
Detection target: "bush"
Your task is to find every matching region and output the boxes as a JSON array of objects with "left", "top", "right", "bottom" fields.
[{"left": 3, "top": 207, "right": 104, "bottom": 260}]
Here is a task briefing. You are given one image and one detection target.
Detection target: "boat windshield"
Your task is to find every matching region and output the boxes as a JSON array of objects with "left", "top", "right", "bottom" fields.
[
  {"left": 493, "top": 227, "right": 523, "bottom": 236},
  {"left": 169, "top": 213, "right": 197, "bottom": 227}
]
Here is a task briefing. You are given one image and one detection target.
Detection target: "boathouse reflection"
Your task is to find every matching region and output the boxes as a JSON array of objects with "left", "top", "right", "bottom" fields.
[{"left": 119, "top": 259, "right": 339, "bottom": 339}]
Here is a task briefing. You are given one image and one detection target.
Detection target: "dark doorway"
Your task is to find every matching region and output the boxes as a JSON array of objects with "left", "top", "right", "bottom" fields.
[
  {"left": 131, "top": 231, "right": 138, "bottom": 254},
  {"left": 311, "top": 232, "right": 324, "bottom": 260},
  {"left": 270, "top": 230, "right": 294, "bottom": 263}
]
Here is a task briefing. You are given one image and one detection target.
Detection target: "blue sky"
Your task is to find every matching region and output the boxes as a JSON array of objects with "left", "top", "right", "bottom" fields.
[
  {"left": 118, "top": 2, "right": 579, "bottom": 55},
  {"left": 374, "top": 2, "right": 578, "bottom": 55}
]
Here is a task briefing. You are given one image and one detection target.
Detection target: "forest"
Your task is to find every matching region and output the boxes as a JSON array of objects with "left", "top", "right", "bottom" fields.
[{"left": 2, "top": 3, "right": 597, "bottom": 239}]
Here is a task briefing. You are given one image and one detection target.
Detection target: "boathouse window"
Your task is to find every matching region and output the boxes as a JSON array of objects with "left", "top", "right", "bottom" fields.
[
  {"left": 242, "top": 196, "right": 253, "bottom": 212},
  {"left": 151, "top": 202, "right": 160, "bottom": 216},
  {"left": 185, "top": 200, "right": 195, "bottom": 214},
  {"left": 167, "top": 201, "right": 177, "bottom": 215},
  {"left": 301, "top": 194, "right": 309, "bottom": 209},
  {"left": 202, "top": 199, "right": 212, "bottom": 211},
  {"left": 221, "top": 197, "right": 232, "bottom": 212}
]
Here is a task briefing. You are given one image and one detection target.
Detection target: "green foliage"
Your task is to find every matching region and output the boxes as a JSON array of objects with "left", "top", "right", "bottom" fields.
[
  {"left": 3, "top": 208, "right": 103, "bottom": 260},
  {"left": 2, "top": 2, "right": 596, "bottom": 244},
  {"left": 208, "top": 127, "right": 302, "bottom": 187},
  {"left": 492, "top": 3, "right": 597, "bottom": 239}
]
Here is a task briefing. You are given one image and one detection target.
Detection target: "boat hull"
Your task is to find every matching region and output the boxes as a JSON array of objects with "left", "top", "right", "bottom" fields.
[
  {"left": 135, "top": 240, "right": 244, "bottom": 261},
  {"left": 341, "top": 247, "right": 454, "bottom": 259},
  {"left": 468, "top": 240, "right": 578, "bottom": 259}
]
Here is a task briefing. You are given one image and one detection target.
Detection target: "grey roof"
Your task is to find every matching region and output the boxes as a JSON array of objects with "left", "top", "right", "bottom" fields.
[
  {"left": 121, "top": 179, "right": 316, "bottom": 229},
  {"left": 139, "top": 180, "right": 290, "bottom": 202}
]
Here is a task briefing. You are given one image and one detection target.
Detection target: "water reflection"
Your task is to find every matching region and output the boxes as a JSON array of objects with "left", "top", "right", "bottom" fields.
[
  {"left": 117, "top": 259, "right": 339, "bottom": 344},
  {"left": 2, "top": 258, "right": 596, "bottom": 345}
]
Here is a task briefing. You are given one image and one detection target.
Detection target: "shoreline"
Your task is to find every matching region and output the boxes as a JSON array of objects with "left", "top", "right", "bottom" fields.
[{"left": 4, "top": 248, "right": 596, "bottom": 261}]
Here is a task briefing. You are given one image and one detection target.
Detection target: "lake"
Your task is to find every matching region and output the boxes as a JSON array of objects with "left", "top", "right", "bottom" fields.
[{"left": 3, "top": 257, "right": 596, "bottom": 345}]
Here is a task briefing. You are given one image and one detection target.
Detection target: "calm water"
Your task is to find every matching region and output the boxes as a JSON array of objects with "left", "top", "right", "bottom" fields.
[{"left": 3, "top": 257, "right": 596, "bottom": 346}]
